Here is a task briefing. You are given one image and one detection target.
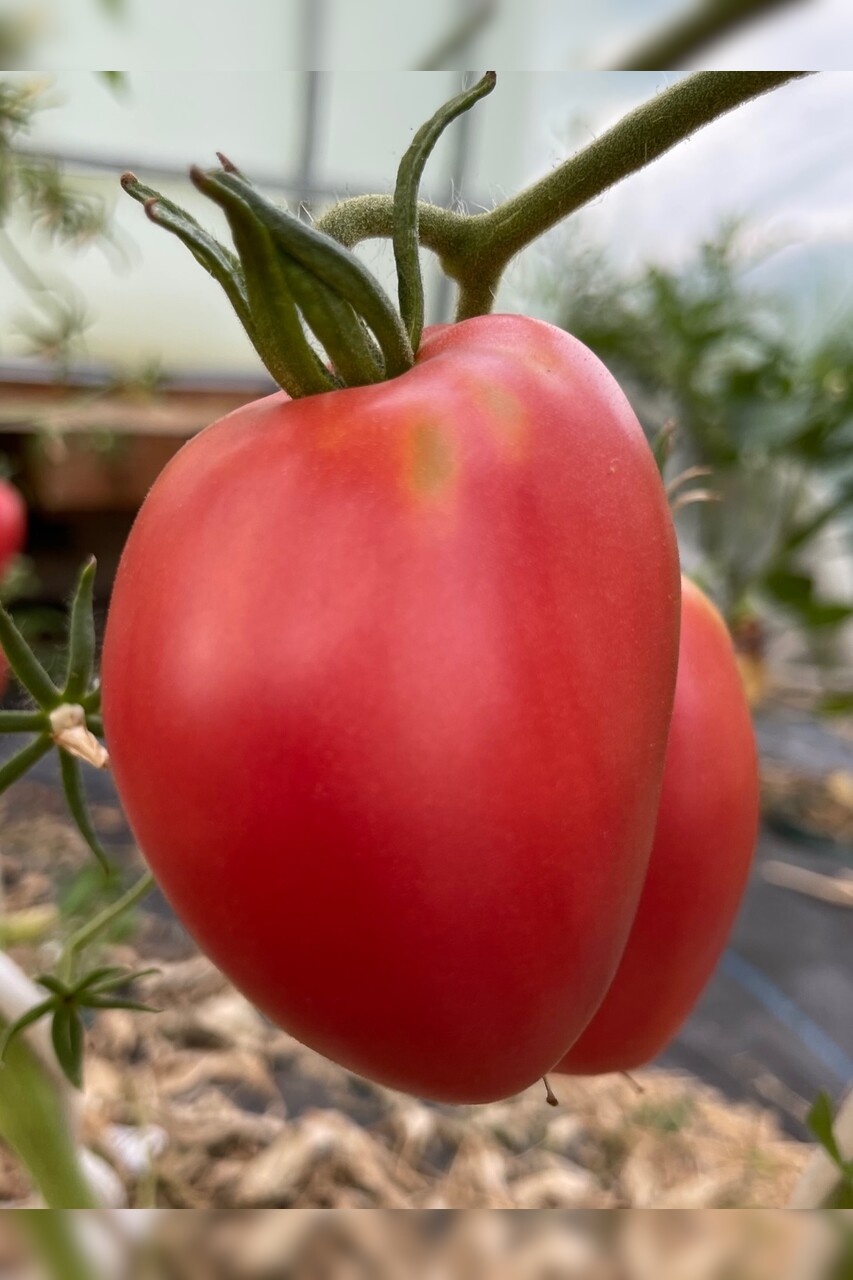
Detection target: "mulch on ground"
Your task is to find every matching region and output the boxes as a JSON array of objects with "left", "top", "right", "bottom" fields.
[{"left": 0, "top": 790, "right": 811, "bottom": 1211}]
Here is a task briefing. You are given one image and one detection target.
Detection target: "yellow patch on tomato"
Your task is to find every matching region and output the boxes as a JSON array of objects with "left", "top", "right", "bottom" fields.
[{"left": 407, "top": 423, "right": 456, "bottom": 498}]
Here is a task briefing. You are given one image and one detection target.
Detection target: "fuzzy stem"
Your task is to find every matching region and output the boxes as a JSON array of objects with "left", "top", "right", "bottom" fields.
[{"left": 317, "top": 72, "right": 811, "bottom": 320}]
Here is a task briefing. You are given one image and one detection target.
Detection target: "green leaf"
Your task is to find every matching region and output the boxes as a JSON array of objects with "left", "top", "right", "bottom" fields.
[
  {"left": 97, "top": 71, "right": 126, "bottom": 95},
  {"left": 807, "top": 1092, "right": 853, "bottom": 1179},
  {"left": 0, "top": 734, "right": 53, "bottom": 796},
  {"left": 213, "top": 170, "right": 414, "bottom": 382},
  {"left": 81, "top": 966, "right": 158, "bottom": 994},
  {"left": 762, "top": 568, "right": 853, "bottom": 630},
  {"left": 0, "top": 999, "right": 56, "bottom": 1065},
  {"left": 190, "top": 168, "right": 334, "bottom": 398},
  {"left": 50, "top": 1005, "right": 85, "bottom": 1089},
  {"left": 804, "top": 1090, "right": 835, "bottom": 1162},
  {"left": 58, "top": 750, "right": 113, "bottom": 872},
  {"left": 78, "top": 995, "right": 157, "bottom": 1014},
  {"left": 63, "top": 558, "right": 97, "bottom": 701},
  {"left": 71, "top": 965, "right": 130, "bottom": 993},
  {"left": 58, "top": 863, "right": 118, "bottom": 922},
  {"left": 0, "top": 604, "right": 60, "bottom": 708},
  {"left": 34, "top": 975, "right": 70, "bottom": 998},
  {"left": 282, "top": 254, "right": 384, "bottom": 388},
  {"left": 817, "top": 692, "right": 853, "bottom": 717},
  {"left": 393, "top": 72, "right": 495, "bottom": 350}
]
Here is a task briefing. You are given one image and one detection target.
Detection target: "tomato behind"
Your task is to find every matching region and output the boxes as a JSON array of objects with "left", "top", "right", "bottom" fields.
[
  {"left": 0, "top": 480, "right": 26, "bottom": 576},
  {"left": 0, "top": 480, "right": 26, "bottom": 699},
  {"left": 102, "top": 315, "right": 680, "bottom": 1102},
  {"left": 557, "top": 575, "right": 759, "bottom": 1075}
]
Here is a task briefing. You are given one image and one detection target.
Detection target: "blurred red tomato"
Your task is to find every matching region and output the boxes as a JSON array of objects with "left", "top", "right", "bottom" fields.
[
  {"left": 557, "top": 575, "right": 759, "bottom": 1074},
  {"left": 0, "top": 478, "right": 25, "bottom": 699},
  {"left": 0, "top": 479, "right": 25, "bottom": 575}
]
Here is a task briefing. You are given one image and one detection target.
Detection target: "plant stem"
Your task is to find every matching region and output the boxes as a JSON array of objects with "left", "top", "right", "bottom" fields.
[
  {"left": 0, "top": 710, "right": 48, "bottom": 732},
  {"left": 317, "top": 72, "right": 812, "bottom": 321},
  {"left": 608, "top": 0, "right": 808, "bottom": 72},
  {"left": 0, "top": 1028, "right": 99, "bottom": 1208},
  {"left": 14, "top": 1210, "right": 98, "bottom": 1278},
  {"left": 455, "top": 71, "right": 811, "bottom": 316},
  {"left": 61, "top": 870, "right": 155, "bottom": 983}
]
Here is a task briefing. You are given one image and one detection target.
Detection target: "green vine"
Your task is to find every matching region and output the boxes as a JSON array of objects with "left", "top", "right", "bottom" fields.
[
  {"left": 317, "top": 71, "right": 812, "bottom": 320},
  {"left": 122, "top": 72, "right": 810, "bottom": 394}
]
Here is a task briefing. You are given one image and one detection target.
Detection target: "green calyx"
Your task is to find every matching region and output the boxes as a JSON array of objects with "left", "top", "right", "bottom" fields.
[
  {"left": 122, "top": 166, "right": 410, "bottom": 398},
  {"left": 121, "top": 73, "right": 497, "bottom": 399},
  {"left": 121, "top": 71, "right": 812, "bottom": 398}
]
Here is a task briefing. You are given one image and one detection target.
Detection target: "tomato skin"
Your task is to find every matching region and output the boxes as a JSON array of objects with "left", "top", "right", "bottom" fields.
[
  {"left": 0, "top": 480, "right": 26, "bottom": 575},
  {"left": 0, "top": 481, "right": 25, "bottom": 698},
  {"left": 557, "top": 576, "right": 759, "bottom": 1075},
  {"left": 101, "top": 314, "right": 680, "bottom": 1103}
]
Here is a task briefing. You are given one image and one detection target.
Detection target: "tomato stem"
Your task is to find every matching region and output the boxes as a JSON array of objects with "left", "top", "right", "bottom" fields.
[
  {"left": 318, "top": 72, "right": 811, "bottom": 320},
  {"left": 121, "top": 72, "right": 810, "bottom": 394}
]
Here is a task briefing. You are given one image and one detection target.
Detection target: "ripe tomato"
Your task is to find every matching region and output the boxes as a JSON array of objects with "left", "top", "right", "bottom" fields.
[
  {"left": 0, "top": 479, "right": 25, "bottom": 699},
  {"left": 102, "top": 314, "right": 680, "bottom": 1102},
  {"left": 557, "top": 575, "right": 759, "bottom": 1075},
  {"left": 0, "top": 479, "right": 26, "bottom": 576}
]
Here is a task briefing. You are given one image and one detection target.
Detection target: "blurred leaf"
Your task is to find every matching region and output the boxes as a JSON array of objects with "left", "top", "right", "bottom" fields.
[
  {"left": 0, "top": 555, "right": 41, "bottom": 607},
  {"left": 807, "top": 1092, "right": 853, "bottom": 1207},
  {"left": 59, "top": 864, "right": 133, "bottom": 934},
  {"left": 816, "top": 692, "right": 853, "bottom": 717},
  {"left": 50, "top": 1004, "right": 84, "bottom": 1090},
  {"left": 542, "top": 218, "right": 853, "bottom": 655},
  {"left": 0, "top": 77, "right": 113, "bottom": 366},
  {"left": 97, "top": 71, "right": 127, "bottom": 94},
  {"left": 763, "top": 568, "right": 853, "bottom": 630},
  {"left": 808, "top": 1092, "right": 846, "bottom": 1167},
  {"left": 16, "top": 160, "right": 108, "bottom": 246}
]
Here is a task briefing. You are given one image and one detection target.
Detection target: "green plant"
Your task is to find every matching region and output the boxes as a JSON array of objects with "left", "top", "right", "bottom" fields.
[
  {"left": 808, "top": 1091, "right": 853, "bottom": 1209},
  {"left": 0, "top": 78, "right": 111, "bottom": 366},
  {"left": 540, "top": 221, "right": 853, "bottom": 650}
]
